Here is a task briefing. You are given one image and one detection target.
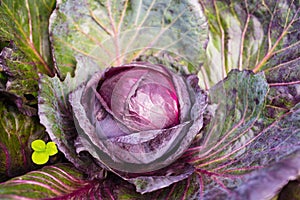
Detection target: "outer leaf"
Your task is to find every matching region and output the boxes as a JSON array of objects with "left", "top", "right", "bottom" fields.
[
  {"left": 233, "top": 149, "right": 300, "bottom": 200},
  {"left": 264, "top": 62, "right": 300, "bottom": 119},
  {"left": 198, "top": 0, "right": 300, "bottom": 89},
  {"left": 0, "top": 162, "right": 201, "bottom": 200},
  {"left": 0, "top": 43, "right": 40, "bottom": 116},
  {"left": 0, "top": 0, "right": 56, "bottom": 76},
  {"left": 38, "top": 55, "right": 103, "bottom": 178},
  {"left": 0, "top": 163, "right": 90, "bottom": 199},
  {"left": 183, "top": 70, "right": 300, "bottom": 199},
  {"left": 0, "top": 102, "right": 47, "bottom": 182},
  {"left": 50, "top": 0, "right": 208, "bottom": 77},
  {"left": 184, "top": 70, "right": 269, "bottom": 198}
]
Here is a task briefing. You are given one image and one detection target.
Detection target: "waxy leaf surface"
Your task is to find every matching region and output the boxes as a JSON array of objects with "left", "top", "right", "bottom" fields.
[
  {"left": 0, "top": 163, "right": 202, "bottom": 200},
  {"left": 0, "top": 43, "right": 40, "bottom": 116},
  {"left": 0, "top": 0, "right": 56, "bottom": 76},
  {"left": 38, "top": 56, "right": 103, "bottom": 178},
  {"left": 184, "top": 70, "right": 300, "bottom": 199},
  {"left": 50, "top": 0, "right": 208, "bottom": 77},
  {"left": 0, "top": 102, "right": 47, "bottom": 182},
  {"left": 198, "top": 0, "right": 300, "bottom": 89}
]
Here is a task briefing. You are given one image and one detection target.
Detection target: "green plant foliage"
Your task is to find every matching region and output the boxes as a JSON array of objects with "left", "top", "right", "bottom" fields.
[
  {"left": 0, "top": 0, "right": 299, "bottom": 199},
  {"left": 0, "top": 43, "right": 40, "bottom": 116},
  {"left": 0, "top": 0, "right": 56, "bottom": 76},
  {"left": 0, "top": 102, "right": 48, "bottom": 182},
  {"left": 198, "top": 0, "right": 300, "bottom": 89},
  {"left": 50, "top": 0, "right": 208, "bottom": 77},
  {"left": 38, "top": 56, "right": 103, "bottom": 177},
  {"left": 31, "top": 140, "right": 58, "bottom": 165}
]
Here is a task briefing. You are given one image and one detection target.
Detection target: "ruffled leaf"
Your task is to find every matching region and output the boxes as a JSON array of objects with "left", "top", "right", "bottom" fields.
[
  {"left": 233, "top": 141, "right": 300, "bottom": 200},
  {"left": 38, "top": 55, "right": 103, "bottom": 178},
  {"left": 50, "top": 0, "right": 208, "bottom": 77}
]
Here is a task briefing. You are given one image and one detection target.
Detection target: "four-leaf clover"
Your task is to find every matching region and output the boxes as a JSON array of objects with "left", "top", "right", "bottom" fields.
[{"left": 31, "top": 140, "right": 58, "bottom": 165}]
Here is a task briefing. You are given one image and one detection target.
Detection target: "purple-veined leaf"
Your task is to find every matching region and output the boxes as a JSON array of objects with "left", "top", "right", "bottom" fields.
[
  {"left": 198, "top": 0, "right": 300, "bottom": 89},
  {"left": 233, "top": 149, "right": 300, "bottom": 200},
  {"left": 38, "top": 56, "right": 103, "bottom": 178},
  {"left": 0, "top": 163, "right": 92, "bottom": 199},
  {"left": 0, "top": 102, "right": 48, "bottom": 182},
  {"left": 0, "top": 162, "right": 201, "bottom": 200},
  {"left": 229, "top": 101, "right": 300, "bottom": 199},
  {"left": 182, "top": 70, "right": 300, "bottom": 199},
  {"left": 184, "top": 70, "right": 269, "bottom": 198},
  {"left": 0, "top": 0, "right": 55, "bottom": 76},
  {"left": 50, "top": 0, "right": 208, "bottom": 77},
  {"left": 264, "top": 61, "right": 300, "bottom": 119}
]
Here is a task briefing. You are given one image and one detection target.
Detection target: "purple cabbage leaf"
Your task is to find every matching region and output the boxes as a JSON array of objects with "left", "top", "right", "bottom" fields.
[
  {"left": 38, "top": 56, "right": 103, "bottom": 178},
  {"left": 176, "top": 68, "right": 299, "bottom": 199},
  {"left": 0, "top": 163, "right": 102, "bottom": 199},
  {"left": 233, "top": 117, "right": 300, "bottom": 200},
  {"left": 0, "top": 0, "right": 299, "bottom": 199}
]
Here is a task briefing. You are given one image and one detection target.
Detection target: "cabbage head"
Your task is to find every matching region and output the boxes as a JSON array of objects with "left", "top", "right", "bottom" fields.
[{"left": 69, "top": 62, "right": 207, "bottom": 173}]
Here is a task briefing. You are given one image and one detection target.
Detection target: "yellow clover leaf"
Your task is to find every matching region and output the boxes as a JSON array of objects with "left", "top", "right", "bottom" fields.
[
  {"left": 46, "top": 142, "right": 58, "bottom": 156},
  {"left": 31, "top": 139, "right": 46, "bottom": 151},
  {"left": 32, "top": 151, "right": 49, "bottom": 165},
  {"left": 31, "top": 140, "right": 58, "bottom": 165}
]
